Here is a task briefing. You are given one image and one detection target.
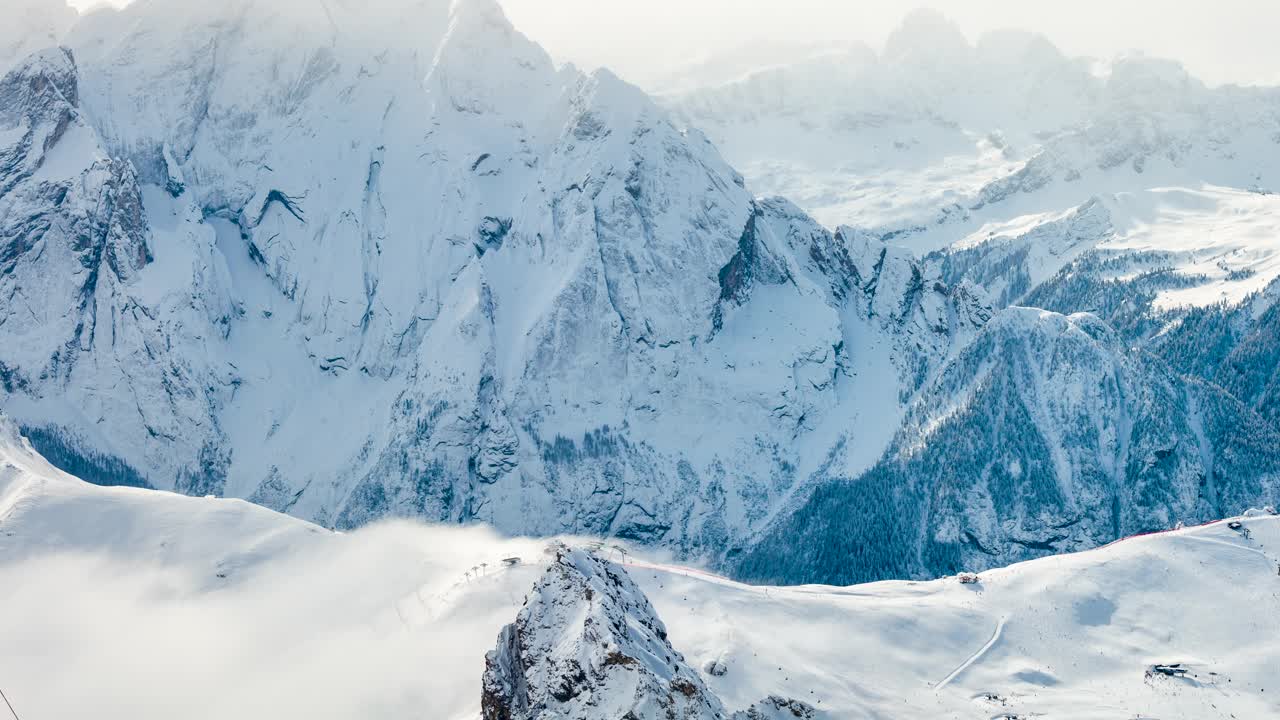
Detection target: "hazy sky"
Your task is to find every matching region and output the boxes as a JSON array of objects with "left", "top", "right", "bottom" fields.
[
  {"left": 66, "top": 0, "right": 1280, "bottom": 89},
  {"left": 498, "top": 0, "right": 1280, "bottom": 89}
]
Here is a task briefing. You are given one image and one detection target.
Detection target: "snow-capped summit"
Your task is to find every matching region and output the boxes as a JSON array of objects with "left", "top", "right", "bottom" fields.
[{"left": 482, "top": 544, "right": 727, "bottom": 720}]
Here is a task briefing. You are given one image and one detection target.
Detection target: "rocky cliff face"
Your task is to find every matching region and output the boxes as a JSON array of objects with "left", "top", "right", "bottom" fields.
[{"left": 0, "top": 47, "right": 231, "bottom": 491}]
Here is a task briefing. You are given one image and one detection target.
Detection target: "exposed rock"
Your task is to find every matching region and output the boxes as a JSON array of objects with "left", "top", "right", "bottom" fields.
[
  {"left": 481, "top": 545, "right": 828, "bottom": 719},
  {"left": 0, "top": 0, "right": 1000, "bottom": 568},
  {"left": 482, "top": 544, "right": 728, "bottom": 720},
  {"left": 733, "top": 696, "right": 820, "bottom": 720},
  {"left": 0, "top": 48, "right": 228, "bottom": 489}
]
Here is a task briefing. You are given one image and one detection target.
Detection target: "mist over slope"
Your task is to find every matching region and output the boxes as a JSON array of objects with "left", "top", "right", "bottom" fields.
[{"left": 2, "top": 420, "right": 1278, "bottom": 718}]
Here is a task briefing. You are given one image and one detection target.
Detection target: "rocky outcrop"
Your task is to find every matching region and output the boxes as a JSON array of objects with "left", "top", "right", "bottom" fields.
[
  {"left": 932, "top": 198, "right": 1114, "bottom": 309},
  {"left": 482, "top": 545, "right": 827, "bottom": 720},
  {"left": 482, "top": 545, "right": 728, "bottom": 720}
]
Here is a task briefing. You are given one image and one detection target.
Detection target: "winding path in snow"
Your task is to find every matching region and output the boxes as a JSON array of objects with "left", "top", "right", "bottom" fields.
[{"left": 935, "top": 616, "right": 1006, "bottom": 691}]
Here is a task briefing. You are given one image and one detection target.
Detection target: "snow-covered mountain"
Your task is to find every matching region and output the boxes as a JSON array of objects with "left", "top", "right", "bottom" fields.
[
  {"left": 657, "top": 8, "right": 1280, "bottom": 583},
  {"left": 6, "top": 2, "right": 1280, "bottom": 715},
  {"left": 0, "top": 45, "right": 231, "bottom": 494},
  {"left": 4, "top": 0, "right": 1280, "bottom": 591},
  {"left": 738, "top": 308, "right": 1280, "bottom": 584},
  {"left": 3, "top": 425, "right": 1278, "bottom": 718},
  {"left": 0, "top": 0, "right": 992, "bottom": 566},
  {"left": 671, "top": 12, "right": 1280, "bottom": 386},
  {"left": 670, "top": 9, "right": 1280, "bottom": 325}
]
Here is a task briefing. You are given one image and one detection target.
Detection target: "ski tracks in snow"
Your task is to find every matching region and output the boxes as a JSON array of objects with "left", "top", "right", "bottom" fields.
[
  {"left": 935, "top": 616, "right": 1007, "bottom": 691},
  {"left": 1175, "top": 534, "right": 1270, "bottom": 558}
]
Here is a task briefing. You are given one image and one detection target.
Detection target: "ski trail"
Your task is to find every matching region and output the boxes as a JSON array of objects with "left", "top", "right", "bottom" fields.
[
  {"left": 1176, "top": 534, "right": 1271, "bottom": 558},
  {"left": 935, "top": 617, "right": 1006, "bottom": 691},
  {"left": 623, "top": 559, "right": 764, "bottom": 593}
]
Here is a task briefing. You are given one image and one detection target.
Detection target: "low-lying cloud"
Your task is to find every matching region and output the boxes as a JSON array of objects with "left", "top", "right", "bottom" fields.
[{"left": 0, "top": 521, "right": 550, "bottom": 720}]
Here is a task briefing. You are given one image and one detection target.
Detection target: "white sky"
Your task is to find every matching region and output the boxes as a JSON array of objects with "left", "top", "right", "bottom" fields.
[{"left": 65, "top": 0, "right": 1280, "bottom": 89}]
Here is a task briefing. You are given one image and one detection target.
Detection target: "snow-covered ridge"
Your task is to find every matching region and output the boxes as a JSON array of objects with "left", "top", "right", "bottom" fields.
[
  {"left": 662, "top": 10, "right": 1280, "bottom": 580},
  {"left": 0, "top": 0, "right": 992, "bottom": 568},
  {"left": 934, "top": 186, "right": 1280, "bottom": 315},
  {"left": 2, "top": 426, "right": 1278, "bottom": 719}
]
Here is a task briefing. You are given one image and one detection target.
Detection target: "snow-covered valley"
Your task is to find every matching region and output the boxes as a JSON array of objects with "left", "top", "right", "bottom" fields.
[{"left": 2, "top": 417, "right": 1278, "bottom": 719}]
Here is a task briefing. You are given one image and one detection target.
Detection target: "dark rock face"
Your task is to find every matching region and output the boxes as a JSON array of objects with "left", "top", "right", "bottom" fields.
[
  {"left": 737, "top": 696, "right": 819, "bottom": 720},
  {"left": 0, "top": 46, "right": 155, "bottom": 370},
  {"left": 481, "top": 545, "right": 727, "bottom": 720}
]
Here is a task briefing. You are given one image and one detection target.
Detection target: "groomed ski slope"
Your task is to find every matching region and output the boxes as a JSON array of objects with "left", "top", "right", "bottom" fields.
[{"left": 1, "top": 420, "right": 1277, "bottom": 719}]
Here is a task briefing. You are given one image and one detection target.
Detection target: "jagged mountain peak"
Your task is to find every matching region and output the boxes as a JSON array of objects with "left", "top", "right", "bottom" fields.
[
  {"left": 429, "top": 0, "right": 554, "bottom": 113},
  {"left": 447, "top": 0, "right": 508, "bottom": 23},
  {"left": 482, "top": 544, "right": 728, "bottom": 720},
  {"left": 0, "top": 46, "right": 78, "bottom": 124},
  {"left": 481, "top": 544, "right": 827, "bottom": 720}
]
